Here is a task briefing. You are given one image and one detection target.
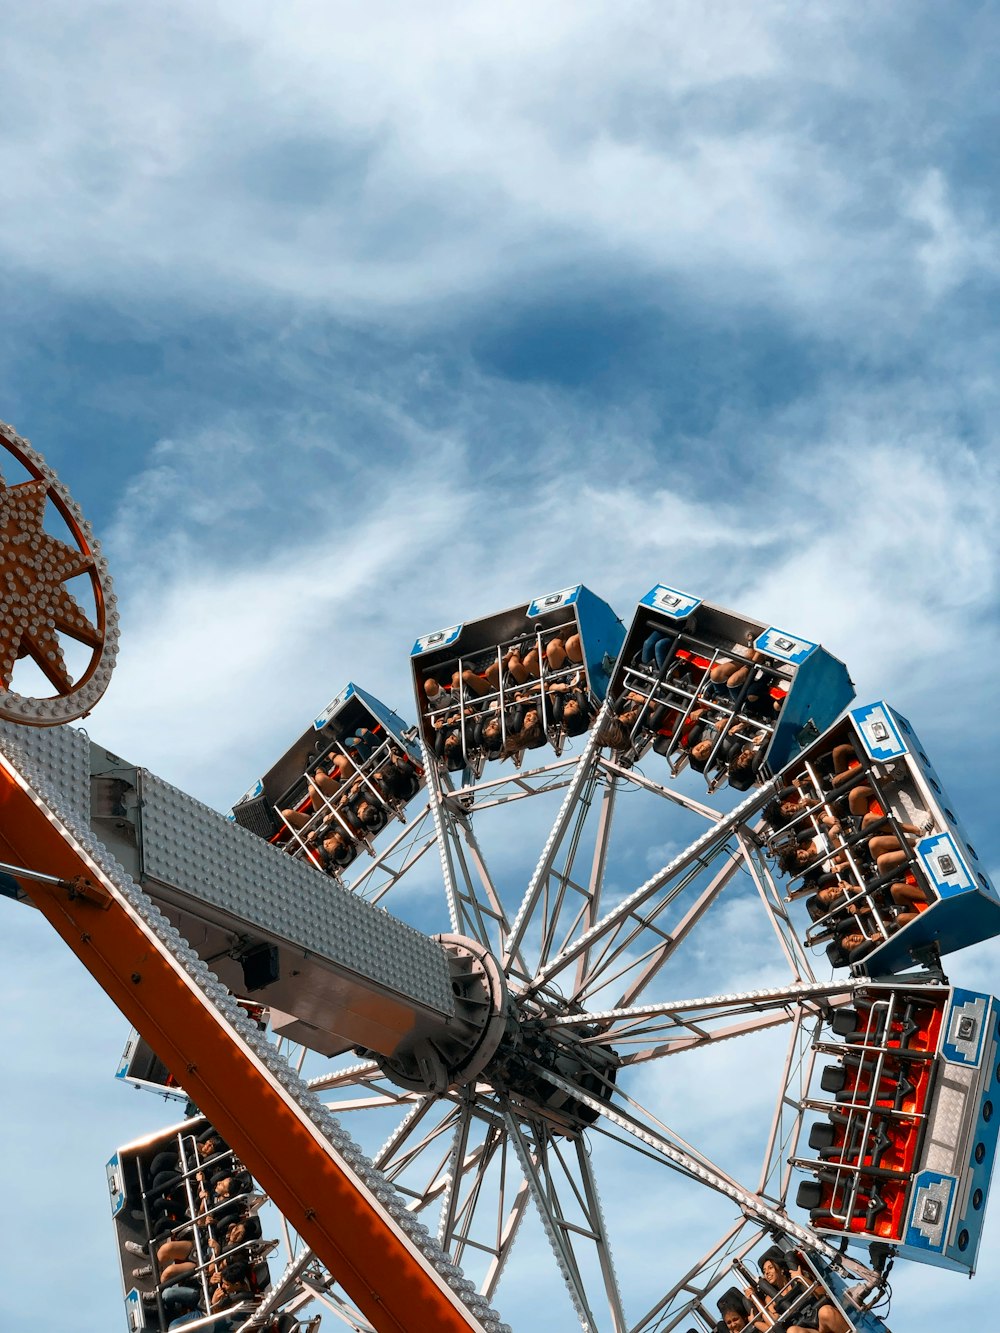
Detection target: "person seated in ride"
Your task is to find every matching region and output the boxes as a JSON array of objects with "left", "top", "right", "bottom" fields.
[
  {"left": 197, "top": 1128, "right": 230, "bottom": 1160},
  {"left": 748, "top": 1248, "right": 849, "bottom": 1333},
  {"left": 593, "top": 686, "right": 658, "bottom": 750},
  {"left": 726, "top": 727, "right": 768, "bottom": 790},
  {"left": 688, "top": 714, "right": 763, "bottom": 779},
  {"left": 340, "top": 777, "right": 388, "bottom": 834},
  {"left": 501, "top": 700, "right": 547, "bottom": 758},
  {"left": 632, "top": 626, "right": 678, "bottom": 674},
  {"left": 316, "top": 827, "right": 356, "bottom": 871},
  {"left": 213, "top": 1169, "right": 253, "bottom": 1201},
  {"left": 471, "top": 702, "right": 504, "bottom": 759},
  {"left": 216, "top": 1216, "right": 262, "bottom": 1254},
  {"left": 437, "top": 724, "right": 468, "bottom": 770},
  {"left": 775, "top": 835, "right": 832, "bottom": 878},
  {"left": 834, "top": 811, "right": 925, "bottom": 878},
  {"left": 717, "top": 1291, "right": 751, "bottom": 1331},
  {"left": 827, "top": 914, "right": 882, "bottom": 959},
  {"left": 379, "top": 745, "right": 421, "bottom": 801},
  {"left": 422, "top": 672, "right": 453, "bottom": 712},
  {"left": 429, "top": 702, "right": 468, "bottom": 769},
  {"left": 280, "top": 761, "right": 344, "bottom": 830},
  {"left": 707, "top": 649, "right": 767, "bottom": 705},
  {"left": 886, "top": 874, "right": 932, "bottom": 925},
  {"left": 209, "top": 1256, "right": 254, "bottom": 1311},
  {"left": 547, "top": 681, "right": 593, "bottom": 736},
  {"left": 764, "top": 775, "right": 820, "bottom": 829},
  {"left": 345, "top": 727, "right": 380, "bottom": 761}
]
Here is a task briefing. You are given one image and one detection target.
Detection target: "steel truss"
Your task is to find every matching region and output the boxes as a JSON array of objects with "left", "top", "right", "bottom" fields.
[{"left": 243, "top": 734, "right": 903, "bottom": 1333}]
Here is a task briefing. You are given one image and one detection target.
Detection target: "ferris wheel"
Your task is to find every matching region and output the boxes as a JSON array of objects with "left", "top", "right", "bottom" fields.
[
  {"left": 2, "top": 422, "right": 998, "bottom": 1333},
  {"left": 205, "top": 581, "right": 997, "bottom": 1333}
]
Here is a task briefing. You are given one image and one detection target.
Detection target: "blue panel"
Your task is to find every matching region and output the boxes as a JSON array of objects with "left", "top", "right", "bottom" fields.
[
  {"left": 235, "top": 777, "right": 264, "bottom": 804},
  {"left": 639, "top": 584, "right": 702, "bottom": 619},
  {"left": 114, "top": 1038, "right": 132, "bottom": 1080},
  {"left": 411, "top": 623, "right": 462, "bottom": 657},
  {"left": 766, "top": 647, "right": 856, "bottom": 773},
  {"left": 949, "top": 1010, "right": 1000, "bottom": 1272},
  {"left": 124, "top": 1289, "right": 144, "bottom": 1331},
  {"left": 850, "top": 701, "right": 908, "bottom": 761},
  {"left": 917, "top": 833, "right": 976, "bottom": 898},
  {"left": 0, "top": 869, "right": 20, "bottom": 899},
  {"left": 903, "top": 1171, "right": 955, "bottom": 1255},
  {"left": 313, "top": 682, "right": 357, "bottom": 728},
  {"left": 875, "top": 704, "right": 997, "bottom": 902},
  {"left": 754, "top": 626, "right": 817, "bottom": 666},
  {"left": 574, "top": 585, "right": 626, "bottom": 701},
  {"left": 106, "top": 1152, "right": 125, "bottom": 1217},
  {"left": 352, "top": 686, "right": 422, "bottom": 761},
  {"left": 942, "top": 990, "right": 990, "bottom": 1067},
  {"left": 527, "top": 585, "right": 581, "bottom": 617}
]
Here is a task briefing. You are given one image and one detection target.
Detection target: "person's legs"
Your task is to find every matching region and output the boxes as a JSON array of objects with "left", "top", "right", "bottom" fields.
[
  {"left": 725, "top": 664, "right": 751, "bottom": 694},
  {"left": 870, "top": 841, "right": 911, "bottom": 877},
  {"left": 890, "top": 881, "right": 929, "bottom": 909},
  {"left": 545, "top": 637, "right": 567, "bottom": 670},
  {"left": 504, "top": 651, "right": 529, "bottom": 684},
  {"left": 565, "top": 633, "right": 583, "bottom": 663},
  {"left": 816, "top": 1302, "right": 850, "bottom": 1333},
  {"left": 459, "top": 669, "right": 491, "bottom": 698},
  {"left": 848, "top": 783, "right": 876, "bottom": 817},
  {"left": 158, "top": 1238, "right": 194, "bottom": 1265},
  {"left": 710, "top": 659, "right": 741, "bottom": 686},
  {"left": 161, "top": 1260, "right": 197, "bottom": 1284},
  {"left": 640, "top": 630, "right": 663, "bottom": 667},
  {"left": 312, "top": 769, "right": 340, "bottom": 801},
  {"left": 830, "top": 744, "right": 860, "bottom": 783},
  {"left": 161, "top": 1285, "right": 202, "bottom": 1313},
  {"left": 522, "top": 646, "right": 542, "bottom": 678}
]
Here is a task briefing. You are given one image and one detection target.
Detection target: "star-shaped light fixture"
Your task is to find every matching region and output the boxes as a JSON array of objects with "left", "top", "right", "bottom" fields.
[{"left": 0, "top": 421, "right": 118, "bottom": 725}]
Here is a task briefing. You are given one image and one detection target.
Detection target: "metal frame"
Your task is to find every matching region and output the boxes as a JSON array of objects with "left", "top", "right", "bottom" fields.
[{"left": 240, "top": 731, "right": 898, "bottom": 1333}]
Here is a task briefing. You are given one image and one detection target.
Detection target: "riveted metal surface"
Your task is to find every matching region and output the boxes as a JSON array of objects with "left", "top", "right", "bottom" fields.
[
  {"left": 137, "top": 768, "right": 455, "bottom": 1016},
  {"left": 0, "top": 718, "right": 92, "bottom": 819}
]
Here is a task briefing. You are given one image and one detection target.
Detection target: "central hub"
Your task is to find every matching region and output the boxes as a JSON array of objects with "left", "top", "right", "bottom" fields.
[
  {"left": 372, "top": 934, "right": 617, "bottom": 1132},
  {"left": 481, "top": 1007, "right": 619, "bottom": 1133}
]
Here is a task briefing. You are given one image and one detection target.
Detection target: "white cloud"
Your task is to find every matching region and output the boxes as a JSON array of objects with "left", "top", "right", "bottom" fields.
[
  {"left": 0, "top": 1, "right": 995, "bottom": 339},
  {"left": 4, "top": 5, "right": 1000, "bottom": 1331}
]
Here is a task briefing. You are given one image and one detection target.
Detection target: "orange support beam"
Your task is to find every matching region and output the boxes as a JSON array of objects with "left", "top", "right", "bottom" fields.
[{"left": 0, "top": 758, "right": 487, "bottom": 1333}]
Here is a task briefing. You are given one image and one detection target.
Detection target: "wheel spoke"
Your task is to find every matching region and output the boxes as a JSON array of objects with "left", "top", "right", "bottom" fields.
[
  {"left": 504, "top": 720, "right": 608, "bottom": 970},
  {"left": 503, "top": 1111, "right": 606, "bottom": 1333},
  {"left": 544, "top": 981, "right": 852, "bottom": 1060},
  {"left": 526, "top": 779, "right": 778, "bottom": 999}
]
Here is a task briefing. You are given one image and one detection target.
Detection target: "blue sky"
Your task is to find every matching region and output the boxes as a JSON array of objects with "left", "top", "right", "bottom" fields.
[{"left": 1, "top": 3, "right": 999, "bottom": 1331}]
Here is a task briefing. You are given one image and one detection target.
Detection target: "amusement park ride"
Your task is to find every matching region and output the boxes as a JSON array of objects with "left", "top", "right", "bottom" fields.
[{"left": 1, "top": 419, "right": 998, "bottom": 1333}]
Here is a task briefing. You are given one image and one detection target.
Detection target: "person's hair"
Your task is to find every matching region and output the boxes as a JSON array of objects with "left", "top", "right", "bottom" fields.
[
  {"left": 727, "top": 750, "right": 758, "bottom": 790},
  {"left": 764, "top": 799, "right": 787, "bottom": 829},
  {"left": 562, "top": 698, "right": 591, "bottom": 736},
  {"left": 760, "top": 1248, "right": 791, "bottom": 1283},
  {"left": 805, "top": 894, "right": 828, "bottom": 923},
  {"left": 776, "top": 841, "right": 810, "bottom": 875}
]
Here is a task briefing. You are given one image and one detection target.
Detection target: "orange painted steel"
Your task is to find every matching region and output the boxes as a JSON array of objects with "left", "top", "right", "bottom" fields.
[{"left": 0, "top": 759, "right": 486, "bottom": 1333}]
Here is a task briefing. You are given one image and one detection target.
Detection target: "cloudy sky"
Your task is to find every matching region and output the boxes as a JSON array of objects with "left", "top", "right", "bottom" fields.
[{"left": 1, "top": 2, "right": 998, "bottom": 1331}]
